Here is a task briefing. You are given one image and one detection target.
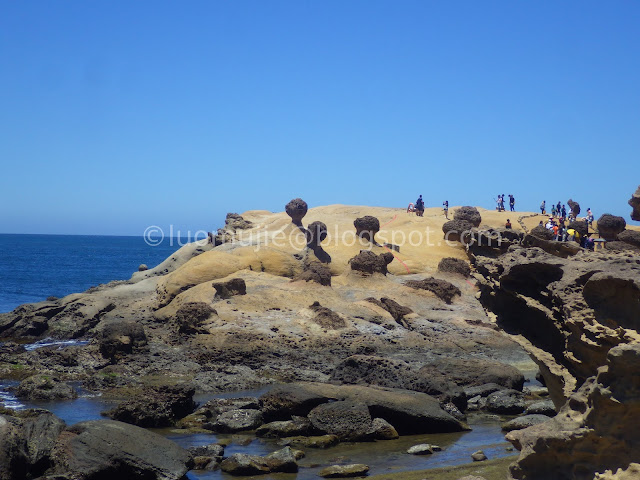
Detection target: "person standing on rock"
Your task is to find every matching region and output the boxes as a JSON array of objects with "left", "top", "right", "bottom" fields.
[
  {"left": 586, "top": 208, "right": 594, "bottom": 229},
  {"left": 443, "top": 200, "right": 449, "bottom": 219},
  {"left": 540, "top": 201, "right": 546, "bottom": 215},
  {"left": 509, "top": 194, "right": 515, "bottom": 212},
  {"left": 561, "top": 204, "right": 567, "bottom": 219}
]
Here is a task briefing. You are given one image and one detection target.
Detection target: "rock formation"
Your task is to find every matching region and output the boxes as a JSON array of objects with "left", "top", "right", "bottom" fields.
[
  {"left": 597, "top": 213, "right": 626, "bottom": 241},
  {"left": 567, "top": 199, "right": 581, "bottom": 218},
  {"left": 353, "top": 216, "right": 380, "bottom": 243},
  {"left": 437, "top": 257, "right": 471, "bottom": 277},
  {"left": 442, "top": 219, "right": 474, "bottom": 243},
  {"left": 618, "top": 229, "right": 640, "bottom": 248},
  {"left": 454, "top": 206, "right": 482, "bottom": 227},
  {"left": 405, "top": 278, "right": 462, "bottom": 304},
  {"left": 630, "top": 185, "right": 640, "bottom": 221},
  {"left": 285, "top": 198, "right": 308, "bottom": 226},
  {"left": 306, "top": 221, "right": 327, "bottom": 247},
  {"left": 348, "top": 250, "right": 394, "bottom": 275},
  {"left": 213, "top": 213, "right": 253, "bottom": 246},
  {"left": 507, "top": 344, "right": 640, "bottom": 480}
]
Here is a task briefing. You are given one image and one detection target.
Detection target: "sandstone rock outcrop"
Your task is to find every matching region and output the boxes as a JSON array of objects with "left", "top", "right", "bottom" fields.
[
  {"left": 353, "top": 216, "right": 380, "bottom": 242},
  {"left": 507, "top": 344, "right": 640, "bottom": 480},
  {"left": 285, "top": 198, "right": 308, "bottom": 226},
  {"left": 454, "top": 206, "right": 482, "bottom": 227},
  {"left": 629, "top": 185, "right": 640, "bottom": 221},
  {"left": 597, "top": 214, "right": 626, "bottom": 241},
  {"left": 213, "top": 213, "right": 253, "bottom": 245}
]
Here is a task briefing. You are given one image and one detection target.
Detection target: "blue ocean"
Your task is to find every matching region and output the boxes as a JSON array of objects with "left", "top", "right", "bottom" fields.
[{"left": 0, "top": 234, "right": 184, "bottom": 313}]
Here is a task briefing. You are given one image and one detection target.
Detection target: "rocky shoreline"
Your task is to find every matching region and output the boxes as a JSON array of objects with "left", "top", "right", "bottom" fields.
[{"left": 1, "top": 191, "right": 639, "bottom": 479}]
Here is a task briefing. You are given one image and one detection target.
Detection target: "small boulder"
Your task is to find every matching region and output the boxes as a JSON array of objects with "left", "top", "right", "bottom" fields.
[
  {"left": 354, "top": 216, "right": 380, "bottom": 242},
  {"left": 103, "top": 384, "right": 196, "bottom": 428},
  {"left": 319, "top": 464, "right": 370, "bottom": 478},
  {"left": 524, "top": 400, "right": 556, "bottom": 417},
  {"left": 256, "top": 416, "right": 313, "bottom": 438},
  {"left": 407, "top": 443, "right": 434, "bottom": 455},
  {"left": 454, "top": 206, "right": 482, "bottom": 227},
  {"left": 471, "top": 450, "right": 487, "bottom": 462},
  {"left": 597, "top": 214, "right": 626, "bottom": 241},
  {"left": 212, "top": 278, "right": 246, "bottom": 299},
  {"left": 437, "top": 257, "right": 471, "bottom": 277},
  {"left": 404, "top": 278, "right": 461, "bottom": 304},
  {"left": 187, "top": 443, "right": 224, "bottom": 460},
  {"left": 530, "top": 225, "right": 554, "bottom": 240},
  {"left": 307, "top": 401, "right": 373, "bottom": 441},
  {"left": 285, "top": 198, "right": 308, "bottom": 226},
  {"left": 138, "top": 264, "right": 148, "bottom": 272},
  {"left": 567, "top": 220, "right": 588, "bottom": 237},
  {"left": 485, "top": 389, "right": 526, "bottom": 415},
  {"left": 259, "top": 384, "right": 329, "bottom": 421},
  {"left": 98, "top": 319, "right": 147, "bottom": 359},
  {"left": 501, "top": 414, "right": 550, "bottom": 432},
  {"left": 212, "top": 409, "right": 263, "bottom": 433},
  {"left": 15, "top": 374, "right": 77, "bottom": 401},
  {"left": 279, "top": 434, "right": 339, "bottom": 449},
  {"left": 349, "top": 250, "right": 394, "bottom": 275}
]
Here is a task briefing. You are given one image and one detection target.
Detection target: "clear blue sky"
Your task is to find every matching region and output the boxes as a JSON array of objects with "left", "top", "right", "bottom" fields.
[{"left": 1, "top": 1, "right": 639, "bottom": 235}]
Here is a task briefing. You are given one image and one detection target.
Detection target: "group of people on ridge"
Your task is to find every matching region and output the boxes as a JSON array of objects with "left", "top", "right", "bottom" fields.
[
  {"left": 496, "top": 194, "right": 515, "bottom": 212},
  {"left": 409, "top": 196, "right": 450, "bottom": 219}
]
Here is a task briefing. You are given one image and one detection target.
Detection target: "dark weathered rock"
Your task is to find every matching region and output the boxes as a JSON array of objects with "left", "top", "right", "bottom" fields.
[
  {"left": 307, "top": 401, "right": 373, "bottom": 441},
  {"left": 179, "top": 397, "right": 260, "bottom": 429},
  {"left": 98, "top": 319, "right": 147, "bottom": 359},
  {"left": 524, "top": 400, "right": 556, "bottom": 417},
  {"left": 472, "top": 450, "right": 487, "bottom": 462},
  {"left": 187, "top": 443, "right": 224, "bottom": 460},
  {"left": 285, "top": 198, "right": 308, "bottom": 226},
  {"left": 404, "top": 278, "right": 461, "bottom": 304},
  {"left": 212, "top": 409, "right": 263, "bottom": 433},
  {"left": 567, "top": 220, "right": 587, "bottom": 237},
  {"left": 596, "top": 214, "right": 626, "bottom": 241},
  {"left": 293, "top": 262, "right": 331, "bottom": 286},
  {"left": 213, "top": 278, "right": 246, "bottom": 299},
  {"left": 463, "top": 383, "right": 505, "bottom": 399},
  {"left": 454, "top": 206, "right": 482, "bottom": 227},
  {"left": 501, "top": 414, "right": 550, "bottom": 432},
  {"left": 174, "top": 302, "right": 217, "bottom": 334},
  {"left": 220, "top": 447, "right": 298, "bottom": 475},
  {"left": 256, "top": 416, "right": 313, "bottom": 438},
  {"left": 259, "top": 384, "right": 330, "bottom": 422},
  {"left": 437, "top": 257, "right": 471, "bottom": 277},
  {"left": 529, "top": 225, "right": 553, "bottom": 241},
  {"left": 630, "top": 185, "right": 640, "bottom": 221},
  {"left": 319, "top": 464, "right": 370, "bottom": 478},
  {"left": 617, "top": 229, "right": 640, "bottom": 248},
  {"left": 354, "top": 216, "right": 380, "bottom": 242},
  {"left": 349, "top": 251, "right": 394, "bottom": 275},
  {"left": 521, "top": 234, "right": 582, "bottom": 258},
  {"left": 485, "top": 389, "right": 526, "bottom": 415},
  {"left": 306, "top": 221, "right": 328, "bottom": 247},
  {"left": 0, "top": 410, "right": 66, "bottom": 480},
  {"left": 278, "top": 435, "right": 339, "bottom": 449},
  {"left": 364, "top": 298, "right": 413, "bottom": 326},
  {"left": 419, "top": 358, "right": 524, "bottom": 391},
  {"left": 309, "top": 302, "right": 346, "bottom": 329},
  {"left": 51, "top": 420, "right": 191, "bottom": 480},
  {"left": 213, "top": 213, "right": 253, "bottom": 245},
  {"left": 567, "top": 199, "right": 581, "bottom": 218},
  {"left": 103, "top": 384, "right": 196, "bottom": 428},
  {"left": 330, "top": 355, "right": 466, "bottom": 410},
  {"left": 15, "top": 375, "right": 77, "bottom": 401},
  {"left": 442, "top": 219, "right": 474, "bottom": 243}
]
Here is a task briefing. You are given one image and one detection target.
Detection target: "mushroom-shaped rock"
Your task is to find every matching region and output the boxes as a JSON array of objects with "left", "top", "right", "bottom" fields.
[
  {"left": 567, "top": 220, "right": 588, "bottom": 237},
  {"left": 348, "top": 250, "right": 394, "bottom": 275},
  {"left": 285, "top": 198, "right": 308, "bottom": 226},
  {"left": 442, "top": 219, "right": 474, "bottom": 243},
  {"left": 354, "top": 216, "right": 380, "bottom": 242},
  {"left": 530, "top": 225, "right": 554, "bottom": 241},
  {"left": 437, "top": 257, "right": 471, "bottom": 277},
  {"left": 567, "top": 199, "right": 581, "bottom": 218},
  {"left": 597, "top": 214, "right": 626, "bottom": 241},
  {"left": 454, "top": 206, "right": 482, "bottom": 227},
  {"left": 306, "top": 221, "right": 328, "bottom": 247},
  {"left": 630, "top": 185, "right": 640, "bottom": 221},
  {"left": 293, "top": 262, "right": 331, "bottom": 286}
]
